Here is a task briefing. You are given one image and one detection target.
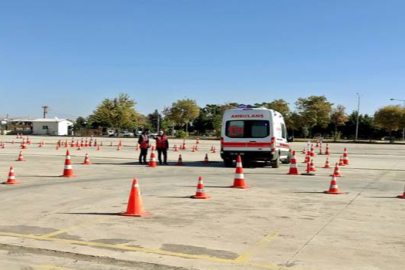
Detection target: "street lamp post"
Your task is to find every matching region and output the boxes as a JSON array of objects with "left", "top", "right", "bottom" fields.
[
  {"left": 156, "top": 111, "right": 160, "bottom": 133},
  {"left": 390, "top": 98, "right": 405, "bottom": 141},
  {"left": 355, "top": 93, "right": 361, "bottom": 141}
]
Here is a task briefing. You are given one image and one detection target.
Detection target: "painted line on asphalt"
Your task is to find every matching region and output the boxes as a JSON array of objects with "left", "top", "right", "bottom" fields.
[
  {"left": 36, "top": 264, "right": 77, "bottom": 270},
  {"left": 0, "top": 231, "right": 286, "bottom": 270},
  {"left": 37, "top": 216, "right": 111, "bottom": 240},
  {"left": 235, "top": 232, "right": 280, "bottom": 264}
]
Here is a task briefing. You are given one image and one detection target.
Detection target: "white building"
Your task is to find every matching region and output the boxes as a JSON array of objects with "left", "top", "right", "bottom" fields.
[{"left": 32, "top": 118, "right": 74, "bottom": 136}]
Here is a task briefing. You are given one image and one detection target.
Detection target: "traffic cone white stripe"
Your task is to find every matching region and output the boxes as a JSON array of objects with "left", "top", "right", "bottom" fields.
[
  {"left": 235, "top": 173, "right": 244, "bottom": 179},
  {"left": 64, "top": 165, "right": 72, "bottom": 169}
]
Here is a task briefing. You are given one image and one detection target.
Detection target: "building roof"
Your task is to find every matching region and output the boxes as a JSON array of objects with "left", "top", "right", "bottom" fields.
[{"left": 32, "top": 118, "right": 73, "bottom": 123}]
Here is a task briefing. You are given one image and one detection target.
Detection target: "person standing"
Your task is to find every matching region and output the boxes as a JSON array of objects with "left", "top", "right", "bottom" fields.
[
  {"left": 138, "top": 130, "right": 150, "bottom": 164},
  {"left": 155, "top": 130, "right": 169, "bottom": 165}
]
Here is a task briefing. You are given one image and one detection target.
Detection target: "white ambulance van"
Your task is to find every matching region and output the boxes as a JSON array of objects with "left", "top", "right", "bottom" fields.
[{"left": 220, "top": 106, "right": 291, "bottom": 167}]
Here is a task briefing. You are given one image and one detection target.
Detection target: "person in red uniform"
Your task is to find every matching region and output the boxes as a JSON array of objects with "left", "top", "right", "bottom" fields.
[
  {"left": 138, "top": 130, "right": 150, "bottom": 164},
  {"left": 155, "top": 130, "right": 169, "bottom": 165}
]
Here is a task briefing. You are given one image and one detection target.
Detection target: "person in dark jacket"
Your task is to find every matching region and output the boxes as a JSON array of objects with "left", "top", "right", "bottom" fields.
[
  {"left": 155, "top": 130, "right": 169, "bottom": 165},
  {"left": 138, "top": 130, "right": 150, "bottom": 164}
]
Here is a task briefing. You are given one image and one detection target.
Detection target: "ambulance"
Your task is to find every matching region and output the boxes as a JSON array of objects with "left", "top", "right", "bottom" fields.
[{"left": 220, "top": 106, "right": 291, "bottom": 167}]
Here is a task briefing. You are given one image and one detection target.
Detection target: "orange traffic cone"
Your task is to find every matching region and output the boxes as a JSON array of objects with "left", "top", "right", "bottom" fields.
[
  {"left": 203, "top": 154, "right": 209, "bottom": 164},
  {"left": 231, "top": 155, "right": 248, "bottom": 189},
  {"left": 191, "top": 176, "right": 210, "bottom": 199},
  {"left": 397, "top": 186, "right": 405, "bottom": 199},
  {"left": 21, "top": 142, "right": 27, "bottom": 149},
  {"left": 343, "top": 148, "right": 349, "bottom": 165},
  {"left": 83, "top": 153, "right": 91, "bottom": 165},
  {"left": 318, "top": 145, "right": 323, "bottom": 155},
  {"left": 324, "top": 175, "right": 342, "bottom": 194},
  {"left": 212, "top": 147, "right": 216, "bottom": 153},
  {"left": 3, "top": 166, "right": 20, "bottom": 185},
  {"left": 301, "top": 161, "right": 315, "bottom": 176},
  {"left": 210, "top": 146, "right": 214, "bottom": 152},
  {"left": 338, "top": 156, "right": 345, "bottom": 166},
  {"left": 61, "top": 150, "right": 75, "bottom": 177},
  {"left": 309, "top": 159, "right": 317, "bottom": 172},
  {"left": 287, "top": 151, "right": 299, "bottom": 175},
  {"left": 148, "top": 151, "right": 157, "bottom": 167},
  {"left": 323, "top": 157, "right": 331, "bottom": 168},
  {"left": 302, "top": 148, "right": 306, "bottom": 154},
  {"left": 302, "top": 154, "right": 310, "bottom": 163},
  {"left": 1, "top": 143, "right": 6, "bottom": 149},
  {"left": 191, "top": 146, "right": 196, "bottom": 152},
  {"left": 182, "top": 141, "right": 186, "bottom": 150},
  {"left": 325, "top": 144, "right": 330, "bottom": 155},
  {"left": 330, "top": 163, "right": 342, "bottom": 177},
  {"left": 121, "top": 179, "right": 151, "bottom": 217},
  {"left": 177, "top": 154, "right": 183, "bottom": 166},
  {"left": 310, "top": 146, "right": 315, "bottom": 157},
  {"left": 16, "top": 151, "right": 25, "bottom": 161}
]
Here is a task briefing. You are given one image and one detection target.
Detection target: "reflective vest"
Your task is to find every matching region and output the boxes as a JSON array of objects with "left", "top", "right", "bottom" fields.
[
  {"left": 156, "top": 136, "right": 167, "bottom": 149},
  {"left": 140, "top": 135, "right": 149, "bottom": 149}
]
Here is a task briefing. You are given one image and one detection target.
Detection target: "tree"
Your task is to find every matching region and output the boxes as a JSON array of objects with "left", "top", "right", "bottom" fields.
[
  {"left": 164, "top": 99, "right": 200, "bottom": 133},
  {"left": 255, "top": 99, "right": 293, "bottom": 127},
  {"left": 374, "top": 105, "right": 404, "bottom": 143},
  {"left": 147, "top": 110, "right": 163, "bottom": 132},
  {"left": 295, "top": 96, "right": 333, "bottom": 135},
  {"left": 330, "top": 105, "right": 348, "bottom": 141},
  {"left": 88, "top": 93, "right": 142, "bottom": 132},
  {"left": 72, "top": 116, "right": 87, "bottom": 133}
]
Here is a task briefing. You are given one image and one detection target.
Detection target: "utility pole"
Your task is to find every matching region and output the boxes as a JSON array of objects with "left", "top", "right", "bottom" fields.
[
  {"left": 355, "top": 93, "right": 361, "bottom": 141},
  {"left": 42, "top": 106, "right": 49, "bottom": 118},
  {"left": 157, "top": 111, "right": 160, "bottom": 133},
  {"left": 390, "top": 98, "right": 405, "bottom": 141}
]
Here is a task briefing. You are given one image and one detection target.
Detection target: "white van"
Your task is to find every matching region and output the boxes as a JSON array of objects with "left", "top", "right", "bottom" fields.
[{"left": 220, "top": 107, "right": 291, "bottom": 167}]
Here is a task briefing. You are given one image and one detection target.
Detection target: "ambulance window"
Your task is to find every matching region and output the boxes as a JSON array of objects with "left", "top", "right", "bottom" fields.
[
  {"left": 251, "top": 121, "right": 269, "bottom": 138},
  {"left": 281, "top": 123, "right": 287, "bottom": 139},
  {"left": 226, "top": 121, "right": 244, "bottom": 138}
]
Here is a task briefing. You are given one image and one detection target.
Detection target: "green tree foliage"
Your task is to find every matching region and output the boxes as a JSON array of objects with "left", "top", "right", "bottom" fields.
[
  {"left": 374, "top": 105, "right": 404, "bottom": 141},
  {"left": 255, "top": 99, "right": 292, "bottom": 127},
  {"left": 163, "top": 99, "right": 200, "bottom": 133},
  {"left": 88, "top": 93, "right": 142, "bottom": 131},
  {"left": 146, "top": 110, "right": 163, "bottom": 132},
  {"left": 330, "top": 105, "right": 348, "bottom": 136},
  {"left": 74, "top": 117, "right": 87, "bottom": 131},
  {"left": 295, "top": 95, "right": 333, "bottom": 131}
]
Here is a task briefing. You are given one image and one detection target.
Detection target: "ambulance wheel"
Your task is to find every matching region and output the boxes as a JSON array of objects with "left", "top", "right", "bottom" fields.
[
  {"left": 281, "top": 156, "right": 291, "bottom": 164},
  {"left": 271, "top": 158, "right": 280, "bottom": 168},
  {"left": 224, "top": 159, "right": 233, "bottom": 167}
]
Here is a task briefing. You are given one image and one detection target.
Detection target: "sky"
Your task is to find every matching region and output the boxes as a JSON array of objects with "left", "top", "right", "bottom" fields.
[{"left": 1, "top": 0, "right": 405, "bottom": 119}]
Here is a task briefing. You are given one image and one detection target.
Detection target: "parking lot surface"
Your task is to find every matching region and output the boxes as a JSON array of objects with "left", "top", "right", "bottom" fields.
[{"left": 0, "top": 136, "right": 404, "bottom": 270}]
